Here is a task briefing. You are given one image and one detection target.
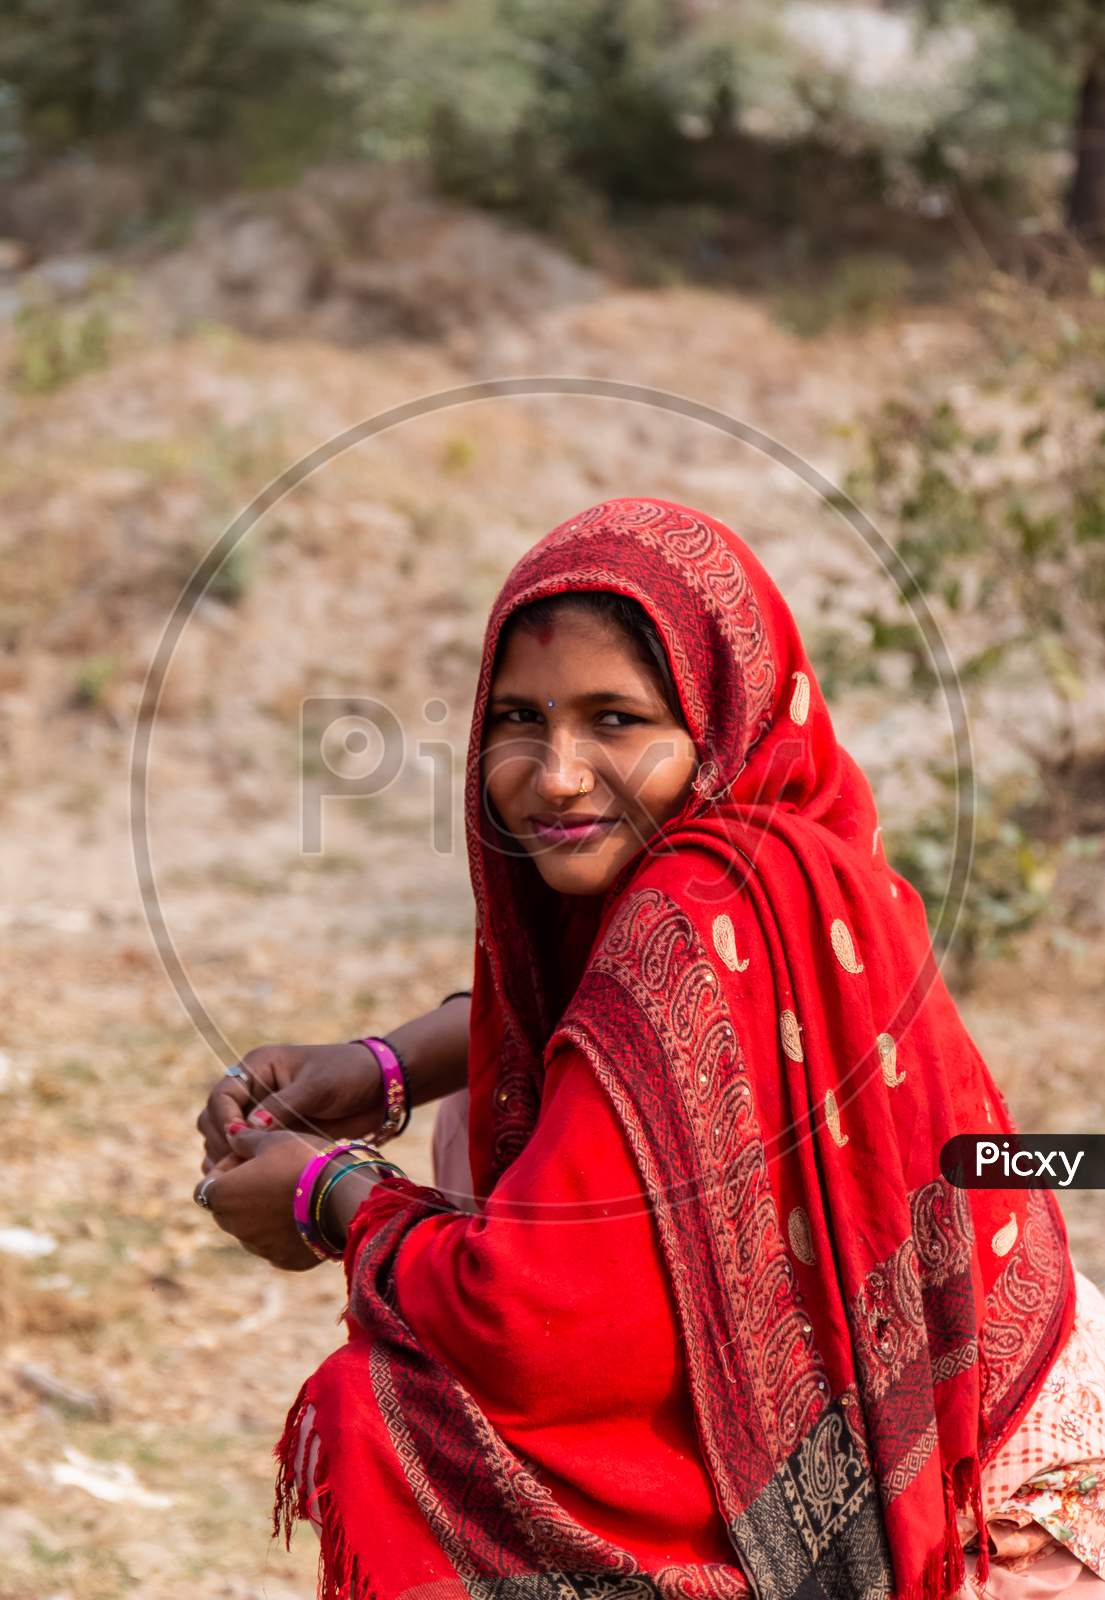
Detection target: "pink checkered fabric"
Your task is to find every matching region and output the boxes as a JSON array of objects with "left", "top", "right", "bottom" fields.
[{"left": 957, "top": 1270, "right": 1105, "bottom": 1580}]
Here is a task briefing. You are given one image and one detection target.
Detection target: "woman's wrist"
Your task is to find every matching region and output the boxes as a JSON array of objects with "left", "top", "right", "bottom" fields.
[
  {"left": 351, "top": 1036, "right": 411, "bottom": 1143},
  {"left": 317, "top": 1148, "right": 406, "bottom": 1253},
  {"left": 385, "top": 996, "right": 470, "bottom": 1112},
  {"left": 294, "top": 1140, "right": 407, "bottom": 1259},
  {"left": 338, "top": 995, "right": 469, "bottom": 1149},
  {"left": 319, "top": 1160, "right": 384, "bottom": 1251}
]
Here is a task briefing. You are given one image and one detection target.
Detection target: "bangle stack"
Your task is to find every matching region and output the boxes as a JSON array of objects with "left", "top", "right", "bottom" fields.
[
  {"left": 350, "top": 1035, "right": 411, "bottom": 1145},
  {"left": 294, "top": 1139, "right": 406, "bottom": 1262}
]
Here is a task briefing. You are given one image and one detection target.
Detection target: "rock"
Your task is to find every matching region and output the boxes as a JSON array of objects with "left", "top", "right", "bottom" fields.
[
  {"left": 30, "top": 253, "right": 107, "bottom": 298},
  {"left": 0, "top": 1226, "right": 58, "bottom": 1258},
  {"left": 0, "top": 158, "right": 150, "bottom": 255},
  {"left": 141, "top": 161, "right": 604, "bottom": 345}
]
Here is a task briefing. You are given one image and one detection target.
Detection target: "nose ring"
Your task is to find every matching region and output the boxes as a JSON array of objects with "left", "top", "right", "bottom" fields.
[{"left": 578, "top": 775, "right": 589, "bottom": 796}]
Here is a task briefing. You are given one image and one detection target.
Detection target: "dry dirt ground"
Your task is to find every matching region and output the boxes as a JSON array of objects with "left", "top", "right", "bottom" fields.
[{"left": 1, "top": 196, "right": 1103, "bottom": 1598}]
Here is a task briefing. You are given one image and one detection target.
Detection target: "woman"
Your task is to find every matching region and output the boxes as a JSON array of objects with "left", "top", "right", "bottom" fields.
[{"left": 196, "top": 497, "right": 1105, "bottom": 1600}]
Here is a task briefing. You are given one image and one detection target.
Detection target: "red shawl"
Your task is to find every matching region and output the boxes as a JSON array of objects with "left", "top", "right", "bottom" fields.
[{"left": 275, "top": 496, "right": 1075, "bottom": 1600}]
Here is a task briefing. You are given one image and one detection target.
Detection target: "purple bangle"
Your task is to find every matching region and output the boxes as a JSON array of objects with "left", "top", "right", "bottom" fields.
[{"left": 352, "top": 1035, "right": 410, "bottom": 1144}]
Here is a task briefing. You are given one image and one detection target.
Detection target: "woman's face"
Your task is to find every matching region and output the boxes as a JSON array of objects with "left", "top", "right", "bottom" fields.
[{"left": 483, "top": 606, "right": 699, "bottom": 896}]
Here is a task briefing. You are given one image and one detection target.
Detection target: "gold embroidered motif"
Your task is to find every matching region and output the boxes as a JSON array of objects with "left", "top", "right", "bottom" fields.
[
  {"left": 788, "top": 1205, "right": 815, "bottom": 1264},
  {"left": 830, "top": 918, "right": 864, "bottom": 974},
  {"left": 992, "top": 1212, "right": 1019, "bottom": 1257},
  {"left": 877, "top": 1032, "right": 906, "bottom": 1088},
  {"left": 825, "top": 1088, "right": 849, "bottom": 1146},
  {"left": 789, "top": 670, "right": 810, "bottom": 726},
  {"left": 712, "top": 913, "right": 749, "bottom": 972},
  {"left": 779, "top": 1009, "right": 804, "bottom": 1062}
]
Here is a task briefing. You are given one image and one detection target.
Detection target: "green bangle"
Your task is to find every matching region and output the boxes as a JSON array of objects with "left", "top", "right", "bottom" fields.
[
  {"left": 314, "top": 1162, "right": 365, "bottom": 1253},
  {"left": 312, "top": 1149, "right": 381, "bottom": 1230},
  {"left": 313, "top": 1152, "right": 406, "bottom": 1249}
]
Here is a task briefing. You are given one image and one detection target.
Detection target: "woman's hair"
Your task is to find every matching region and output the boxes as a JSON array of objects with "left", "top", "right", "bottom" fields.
[{"left": 497, "top": 590, "right": 685, "bottom": 725}]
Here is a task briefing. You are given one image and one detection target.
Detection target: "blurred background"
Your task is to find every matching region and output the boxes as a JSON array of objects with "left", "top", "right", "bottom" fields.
[{"left": 1, "top": 1, "right": 1104, "bottom": 1595}]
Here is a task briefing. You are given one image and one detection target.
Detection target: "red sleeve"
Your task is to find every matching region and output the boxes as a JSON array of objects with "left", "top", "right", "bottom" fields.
[{"left": 381, "top": 1042, "right": 733, "bottom": 1566}]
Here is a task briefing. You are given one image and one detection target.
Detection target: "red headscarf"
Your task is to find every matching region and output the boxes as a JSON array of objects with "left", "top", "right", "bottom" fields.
[{"left": 277, "top": 496, "right": 1075, "bottom": 1600}]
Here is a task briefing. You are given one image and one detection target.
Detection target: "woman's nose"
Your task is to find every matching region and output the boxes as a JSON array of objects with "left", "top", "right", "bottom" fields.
[{"left": 533, "top": 734, "right": 592, "bottom": 803}]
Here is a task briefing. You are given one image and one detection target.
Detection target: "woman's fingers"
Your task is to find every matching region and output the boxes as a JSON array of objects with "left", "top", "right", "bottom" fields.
[
  {"left": 191, "top": 1134, "right": 322, "bottom": 1271},
  {"left": 242, "top": 1075, "right": 322, "bottom": 1132},
  {"left": 196, "top": 1074, "right": 253, "bottom": 1166},
  {"left": 210, "top": 1074, "right": 252, "bottom": 1133},
  {"left": 226, "top": 1125, "right": 285, "bottom": 1160}
]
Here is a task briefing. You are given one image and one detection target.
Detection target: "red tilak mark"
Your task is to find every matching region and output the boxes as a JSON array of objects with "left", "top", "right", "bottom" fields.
[{"left": 533, "top": 624, "right": 555, "bottom": 647}]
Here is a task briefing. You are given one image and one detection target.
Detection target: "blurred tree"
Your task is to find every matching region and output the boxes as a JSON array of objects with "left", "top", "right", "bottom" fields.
[
  {"left": 930, "top": 0, "right": 1105, "bottom": 239},
  {"left": 0, "top": 0, "right": 355, "bottom": 177},
  {"left": 430, "top": 0, "right": 737, "bottom": 218},
  {"left": 0, "top": 0, "right": 739, "bottom": 213}
]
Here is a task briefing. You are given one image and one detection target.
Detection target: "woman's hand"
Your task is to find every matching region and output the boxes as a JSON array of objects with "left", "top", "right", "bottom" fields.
[
  {"left": 196, "top": 1042, "right": 383, "bottom": 1173},
  {"left": 194, "top": 1128, "right": 370, "bottom": 1271}
]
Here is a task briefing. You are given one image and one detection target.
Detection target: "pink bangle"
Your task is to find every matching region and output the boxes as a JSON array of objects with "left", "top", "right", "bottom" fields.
[
  {"left": 352, "top": 1036, "right": 411, "bottom": 1144},
  {"left": 293, "top": 1140, "right": 394, "bottom": 1261},
  {"left": 294, "top": 1145, "right": 348, "bottom": 1261}
]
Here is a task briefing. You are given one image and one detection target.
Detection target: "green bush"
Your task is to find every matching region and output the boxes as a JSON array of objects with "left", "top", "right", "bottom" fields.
[
  {"left": 12, "top": 287, "right": 113, "bottom": 393},
  {"left": 886, "top": 771, "right": 1058, "bottom": 988},
  {"left": 833, "top": 288, "right": 1105, "bottom": 969},
  {"left": 774, "top": 253, "right": 915, "bottom": 337},
  {"left": 73, "top": 654, "right": 119, "bottom": 708}
]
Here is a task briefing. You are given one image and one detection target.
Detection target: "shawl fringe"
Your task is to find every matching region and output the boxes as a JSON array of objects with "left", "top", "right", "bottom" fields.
[
  {"left": 953, "top": 1453, "right": 991, "bottom": 1592},
  {"left": 896, "top": 1456, "right": 987, "bottom": 1600},
  {"left": 274, "top": 1379, "right": 375, "bottom": 1600}
]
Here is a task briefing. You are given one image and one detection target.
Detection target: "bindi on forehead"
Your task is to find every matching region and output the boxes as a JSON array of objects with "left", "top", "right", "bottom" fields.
[{"left": 532, "top": 622, "right": 556, "bottom": 647}]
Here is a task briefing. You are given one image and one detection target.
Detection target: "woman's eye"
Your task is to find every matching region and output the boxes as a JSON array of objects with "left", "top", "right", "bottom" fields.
[{"left": 492, "top": 709, "right": 643, "bottom": 727}]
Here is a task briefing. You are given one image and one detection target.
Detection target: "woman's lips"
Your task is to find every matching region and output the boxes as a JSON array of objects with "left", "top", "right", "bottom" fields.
[{"left": 529, "top": 817, "right": 620, "bottom": 845}]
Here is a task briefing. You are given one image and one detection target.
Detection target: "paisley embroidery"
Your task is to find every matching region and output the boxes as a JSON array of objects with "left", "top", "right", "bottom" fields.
[
  {"left": 830, "top": 919, "right": 864, "bottom": 974},
  {"left": 992, "top": 1212, "right": 1019, "bottom": 1257},
  {"left": 712, "top": 913, "right": 749, "bottom": 973},
  {"left": 788, "top": 1205, "right": 816, "bottom": 1265},
  {"left": 980, "top": 1188, "right": 1072, "bottom": 1455},
  {"left": 825, "top": 1088, "right": 849, "bottom": 1147},
  {"left": 877, "top": 1033, "right": 906, "bottom": 1088},
  {"left": 779, "top": 1009, "right": 804, "bottom": 1062},
  {"left": 790, "top": 670, "right": 811, "bottom": 726}
]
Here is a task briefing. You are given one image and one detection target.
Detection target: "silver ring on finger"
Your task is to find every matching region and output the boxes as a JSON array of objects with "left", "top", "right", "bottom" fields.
[{"left": 194, "top": 1176, "right": 217, "bottom": 1209}]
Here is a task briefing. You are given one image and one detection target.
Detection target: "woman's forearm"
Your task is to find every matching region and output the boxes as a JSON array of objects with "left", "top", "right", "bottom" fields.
[{"left": 386, "top": 993, "right": 469, "bottom": 1108}]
